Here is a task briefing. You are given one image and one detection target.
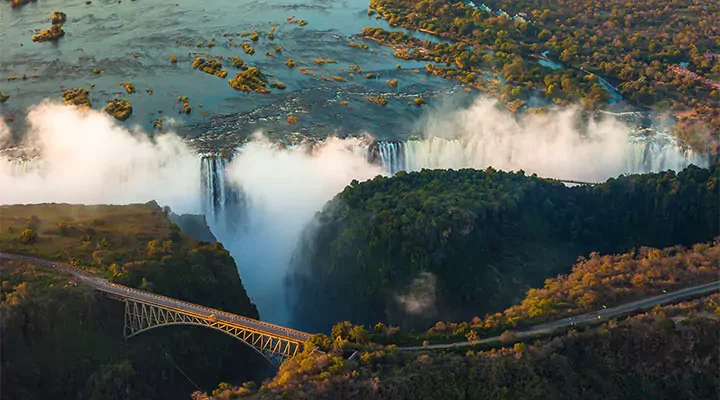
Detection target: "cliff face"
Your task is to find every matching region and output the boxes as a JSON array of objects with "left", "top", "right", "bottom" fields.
[
  {"left": 169, "top": 212, "right": 218, "bottom": 243},
  {"left": 0, "top": 202, "right": 269, "bottom": 400},
  {"left": 288, "top": 165, "right": 719, "bottom": 332}
]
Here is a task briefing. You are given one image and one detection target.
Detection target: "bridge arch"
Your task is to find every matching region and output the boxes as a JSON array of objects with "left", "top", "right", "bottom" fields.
[
  {"left": 126, "top": 321, "right": 284, "bottom": 367},
  {"left": 122, "top": 298, "right": 304, "bottom": 367}
]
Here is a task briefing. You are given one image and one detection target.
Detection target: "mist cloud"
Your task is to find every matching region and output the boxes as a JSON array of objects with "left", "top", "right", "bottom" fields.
[
  {"left": 0, "top": 97, "right": 707, "bottom": 326},
  {"left": 217, "top": 136, "right": 383, "bottom": 324},
  {"left": 395, "top": 272, "right": 437, "bottom": 315},
  {"left": 0, "top": 118, "right": 11, "bottom": 148},
  {"left": 0, "top": 102, "right": 201, "bottom": 212},
  {"left": 416, "top": 98, "right": 706, "bottom": 182}
]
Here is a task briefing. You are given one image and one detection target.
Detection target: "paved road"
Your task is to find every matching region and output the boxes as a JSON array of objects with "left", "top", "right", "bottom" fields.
[
  {"left": 0, "top": 252, "right": 311, "bottom": 343},
  {"left": 4, "top": 252, "right": 718, "bottom": 350},
  {"left": 398, "top": 280, "right": 720, "bottom": 351}
]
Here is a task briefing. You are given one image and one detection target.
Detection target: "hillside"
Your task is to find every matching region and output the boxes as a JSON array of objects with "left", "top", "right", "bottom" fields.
[
  {"left": 413, "top": 239, "right": 720, "bottom": 345},
  {"left": 0, "top": 202, "right": 268, "bottom": 399},
  {"left": 199, "top": 237, "right": 720, "bottom": 398},
  {"left": 201, "top": 292, "right": 720, "bottom": 399},
  {"left": 287, "top": 165, "right": 719, "bottom": 332}
]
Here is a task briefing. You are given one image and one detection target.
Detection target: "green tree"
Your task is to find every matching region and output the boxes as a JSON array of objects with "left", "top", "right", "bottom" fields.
[{"left": 20, "top": 229, "right": 38, "bottom": 244}]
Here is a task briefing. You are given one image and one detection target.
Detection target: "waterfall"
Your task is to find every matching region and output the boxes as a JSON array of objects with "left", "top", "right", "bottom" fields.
[
  {"left": 200, "top": 155, "right": 246, "bottom": 238},
  {"left": 10, "top": 134, "right": 701, "bottom": 238},
  {"left": 6, "top": 157, "right": 45, "bottom": 175},
  {"left": 375, "top": 141, "right": 406, "bottom": 175},
  {"left": 3, "top": 129, "right": 707, "bottom": 327},
  {"left": 366, "top": 135, "right": 706, "bottom": 182},
  {"left": 198, "top": 135, "right": 706, "bottom": 228}
]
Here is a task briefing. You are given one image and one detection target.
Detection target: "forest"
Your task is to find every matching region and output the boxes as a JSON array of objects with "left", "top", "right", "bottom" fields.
[
  {"left": 287, "top": 164, "right": 719, "bottom": 332},
  {"left": 0, "top": 202, "right": 269, "bottom": 399},
  {"left": 201, "top": 293, "right": 720, "bottom": 399},
  {"left": 366, "top": 0, "right": 720, "bottom": 154},
  {"left": 426, "top": 239, "right": 719, "bottom": 340}
]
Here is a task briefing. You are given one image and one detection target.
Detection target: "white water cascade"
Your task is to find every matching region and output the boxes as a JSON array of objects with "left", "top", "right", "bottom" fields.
[
  {"left": 199, "top": 133, "right": 706, "bottom": 224},
  {"left": 366, "top": 135, "right": 706, "bottom": 181},
  {"left": 1, "top": 101, "right": 709, "bottom": 327},
  {"left": 200, "top": 155, "right": 246, "bottom": 239}
]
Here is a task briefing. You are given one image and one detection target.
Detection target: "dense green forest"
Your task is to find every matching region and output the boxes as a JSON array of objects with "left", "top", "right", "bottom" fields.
[
  {"left": 430, "top": 240, "right": 720, "bottom": 337},
  {"left": 0, "top": 202, "right": 270, "bottom": 399},
  {"left": 357, "top": 238, "right": 720, "bottom": 347},
  {"left": 287, "top": 164, "right": 719, "bottom": 332},
  {"left": 201, "top": 294, "right": 720, "bottom": 399}
]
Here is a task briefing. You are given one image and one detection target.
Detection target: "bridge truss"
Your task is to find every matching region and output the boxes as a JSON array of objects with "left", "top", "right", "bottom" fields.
[{"left": 122, "top": 298, "right": 304, "bottom": 366}]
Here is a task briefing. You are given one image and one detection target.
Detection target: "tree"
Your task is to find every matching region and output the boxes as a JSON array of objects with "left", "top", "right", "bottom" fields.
[
  {"left": 306, "top": 334, "right": 334, "bottom": 352},
  {"left": 332, "top": 321, "right": 354, "bottom": 341},
  {"left": 140, "top": 278, "right": 154, "bottom": 292},
  {"left": 20, "top": 229, "right": 38, "bottom": 244},
  {"left": 349, "top": 325, "right": 370, "bottom": 344},
  {"left": 500, "top": 330, "right": 516, "bottom": 344},
  {"left": 28, "top": 215, "right": 41, "bottom": 229},
  {"left": 374, "top": 322, "right": 387, "bottom": 334},
  {"left": 466, "top": 330, "right": 479, "bottom": 344}
]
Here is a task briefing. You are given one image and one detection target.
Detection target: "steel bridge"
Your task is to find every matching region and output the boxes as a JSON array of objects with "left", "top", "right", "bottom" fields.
[
  {"left": 555, "top": 179, "right": 598, "bottom": 186},
  {"left": 0, "top": 253, "right": 312, "bottom": 366},
  {"left": 106, "top": 284, "right": 310, "bottom": 366}
]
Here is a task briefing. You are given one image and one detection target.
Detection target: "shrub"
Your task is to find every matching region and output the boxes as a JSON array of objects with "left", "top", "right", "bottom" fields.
[
  {"left": 51, "top": 11, "right": 67, "bottom": 25},
  {"left": 32, "top": 25, "right": 65, "bottom": 42},
  {"left": 500, "top": 330, "right": 516, "bottom": 344},
  {"left": 62, "top": 88, "right": 91, "bottom": 109},
  {"left": 105, "top": 99, "right": 132, "bottom": 121},
  {"left": 20, "top": 229, "right": 38, "bottom": 244}
]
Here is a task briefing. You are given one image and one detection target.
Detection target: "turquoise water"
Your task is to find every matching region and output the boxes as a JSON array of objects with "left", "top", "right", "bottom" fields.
[{"left": 0, "top": 0, "right": 472, "bottom": 144}]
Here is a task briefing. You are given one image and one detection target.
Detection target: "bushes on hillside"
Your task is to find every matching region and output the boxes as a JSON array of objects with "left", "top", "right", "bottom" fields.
[{"left": 288, "top": 165, "right": 719, "bottom": 332}]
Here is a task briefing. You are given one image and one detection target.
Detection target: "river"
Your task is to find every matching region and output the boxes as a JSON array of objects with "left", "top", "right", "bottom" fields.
[
  {"left": 1, "top": 0, "right": 472, "bottom": 144},
  {"left": 0, "top": 0, "right": 707, "bottom": 327}
]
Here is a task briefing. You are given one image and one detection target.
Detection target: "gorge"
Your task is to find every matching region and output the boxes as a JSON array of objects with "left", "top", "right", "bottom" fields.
[
  {"left": 3, "top": 0, "right": 720, "bottom": 396},
  {"left": 1, "top": 101, "right": 707, "bottom": 327}
]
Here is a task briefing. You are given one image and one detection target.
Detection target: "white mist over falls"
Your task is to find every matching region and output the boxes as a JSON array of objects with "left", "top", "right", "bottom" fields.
[{"left": 0, "top": 99, "right": 707, "bottom": 325}]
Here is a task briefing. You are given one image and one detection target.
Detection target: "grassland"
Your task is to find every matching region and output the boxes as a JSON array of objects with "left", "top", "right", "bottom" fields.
[
  {"left": 1, "top": 201, "right": 266, "bottom": 399},
  {"left": 0, "top": 201, "right": 172, "bottom": 272}
]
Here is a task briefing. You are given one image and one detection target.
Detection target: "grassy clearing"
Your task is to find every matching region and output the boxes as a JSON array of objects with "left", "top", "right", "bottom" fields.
[{"left": 0, "top": 201, "right": 172, "bottom": 273}]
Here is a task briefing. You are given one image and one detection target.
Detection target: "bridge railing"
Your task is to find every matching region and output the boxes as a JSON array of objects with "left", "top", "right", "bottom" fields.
[
  {"left": 103, "top": 281, "right": 311, "bottom": 341},
  {"left": 0, "top": 253, "right": 312, "bottom": 342}
]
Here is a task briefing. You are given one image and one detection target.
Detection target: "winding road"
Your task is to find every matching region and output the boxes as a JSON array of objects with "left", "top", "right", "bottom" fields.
[
  {"left": 2, "top": 252, "right": 718, "bottom": 352},
  {"left": 0, "top": 252, "right": 311, "bottom": 342},
  {"left": 398, "top": 280, "right": 720, "bottom": 351}
]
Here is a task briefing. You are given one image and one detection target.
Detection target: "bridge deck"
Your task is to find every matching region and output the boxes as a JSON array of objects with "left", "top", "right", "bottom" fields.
[
  {"left": 99, "top": 281, "right": 311, "bottom": 342},
  {"left": 0, "top": 253, "right": 312, "bottom": 343}
]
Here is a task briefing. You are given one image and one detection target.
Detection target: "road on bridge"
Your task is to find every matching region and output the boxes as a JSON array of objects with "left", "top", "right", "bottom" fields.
[
  {"left": 0, "top": 252, "right": 311, "bottom": 343},
  {"left": 398, "top": 280, "right": 720, "bottom": 351},
  {"left": 3, "top": 252, "right": 718, "bottom": 352}
]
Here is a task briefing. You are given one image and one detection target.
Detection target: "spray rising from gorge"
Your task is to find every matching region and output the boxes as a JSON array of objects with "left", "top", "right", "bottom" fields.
[{"left": 1, "top": 99, "right": 707, "bottom": 326}]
